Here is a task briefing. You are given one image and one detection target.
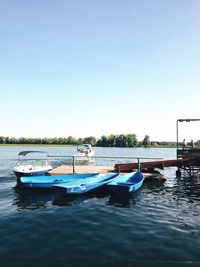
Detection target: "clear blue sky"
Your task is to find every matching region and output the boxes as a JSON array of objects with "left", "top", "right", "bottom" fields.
[{"left": 0, "top": 0, "right": 200, "bottom": 141}]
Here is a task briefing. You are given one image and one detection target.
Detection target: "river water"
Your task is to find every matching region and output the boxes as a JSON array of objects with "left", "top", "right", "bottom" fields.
[{"left": 0, "top": 146, "right": 199, "bottom": 266}]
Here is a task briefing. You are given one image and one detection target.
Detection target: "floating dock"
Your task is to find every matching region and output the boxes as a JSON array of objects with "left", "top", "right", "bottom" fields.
[
  {"left": 49, "top": 165, "right": 164, "bottom": 180},
  {"left": 49, "top": 165, "right": 113, "bottom": 175}
]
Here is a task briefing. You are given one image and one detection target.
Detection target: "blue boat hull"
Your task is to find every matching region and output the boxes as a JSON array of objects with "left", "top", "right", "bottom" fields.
[
  {"left": 107, "top": 171, "right": 144, "bottom": 194},
  {"left": 15, "top": 170, "right": 51, "bottom": 185},
  {"left": 54, "top": 173, "right": 119, "bottom": 195},
  {"left": 19, "top": 173, "right": 99, "bottom": 189},
  {"left": 14, "top": 170, "right": 49, "bottom": 180}
]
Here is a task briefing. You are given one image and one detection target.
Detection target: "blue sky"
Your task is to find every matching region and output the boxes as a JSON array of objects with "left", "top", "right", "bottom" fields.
[{"left": 0, "top": 0, "right": 200, "bottom": 141}]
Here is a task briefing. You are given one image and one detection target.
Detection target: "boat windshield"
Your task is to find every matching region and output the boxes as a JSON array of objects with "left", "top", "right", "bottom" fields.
[
  {"left": 77, "top": 144, "right": 92, "bottom": 152},
  {"left": 18, "top": 151, "right": 47, "bottom": 157},
  {"left": 16, "top": 151, "right": 50, "bottom": 167}
]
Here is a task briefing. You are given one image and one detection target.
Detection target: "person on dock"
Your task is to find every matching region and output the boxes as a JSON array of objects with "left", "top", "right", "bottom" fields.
[
  {"left": 191, "top": 139, "right": 194, "bottom": 148},
  {"left": 85, "top": 148, "right": 90, "bottom": 156},
  {"left": 182, "top": 139, "right": 186, "bottom": 149}
]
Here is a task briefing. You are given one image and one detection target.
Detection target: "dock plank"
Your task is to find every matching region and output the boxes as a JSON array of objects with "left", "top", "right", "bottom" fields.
[
  {"left": 114, "top": 158, "right": 197, "bottom": 172},
  {"left": 49, "top": 165, "right": 165, "bottom": 180},
  {"left": 49, "top": 165, "right": 114, "bottom": 175}
]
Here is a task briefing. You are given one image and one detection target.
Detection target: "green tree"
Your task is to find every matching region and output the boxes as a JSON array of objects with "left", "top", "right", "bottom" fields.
[
  {"left": 99, "top": 135, "right": 109, "bottom": 147},
  {"left": 0, "top": 136, "right": 4, "bottom": 144},
  {"left": 107, "top": 134, "right": 116, "bottom": 147},
  {"left": 125, "top": 134, "right": 138, "bottom": 147},
  {"left": 142, "top": 135, "right": 151, "bottom": 147},
  {"left": 115, "top": 134, "right": 126, "bottom": 147},
  {"left": 66, "top": 136, "right": 77, "bottom": 145},
  {"left": 82, "top": 136, "right": 96, "bottom": 146}
]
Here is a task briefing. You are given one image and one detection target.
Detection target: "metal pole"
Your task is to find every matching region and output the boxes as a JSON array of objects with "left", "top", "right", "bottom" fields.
[
  {"left": 138, "top": 158, "right": 141, "bottom": 171},
  {"left": 73, "top": 156, "right": 75, "bottom": 174},
  {"left": 176, "top": 120, "right": 179, "bottom": 159}
]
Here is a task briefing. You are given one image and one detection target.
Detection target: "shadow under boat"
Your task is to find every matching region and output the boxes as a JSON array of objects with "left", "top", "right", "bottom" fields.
[
  {"left": 106, "top": 189, "right": 142, "bottom": 208},
  {"left": 13, "top": 188, "right": 57, "bottom": 210},
  {"left": 13, "top": 184, "right": 141, "bottom": 209},
  {"left": 13, "top": 185, "right": 111, "bottom": 210},
  {"left": 52, "top": 190, "right": 109, "bottom": 207}
]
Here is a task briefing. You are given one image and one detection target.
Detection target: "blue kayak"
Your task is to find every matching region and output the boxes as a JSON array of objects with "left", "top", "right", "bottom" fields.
[
  {"left": 53, "top": 173, "right": 119, "bottom": 195},
  {"left": 19, "top": 173, "right": 99, "bottom": 189},
  {"left": 107, "top": 171, "right": 144, "bottom": 194}
]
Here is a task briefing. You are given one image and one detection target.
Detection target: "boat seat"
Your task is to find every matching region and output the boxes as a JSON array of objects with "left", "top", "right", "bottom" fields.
[
  {"left": 53, "top": 179, "right": 64, "bottom": 183},
  {"left": 117, "top": 182, "right": 135, "bottom": 186}
]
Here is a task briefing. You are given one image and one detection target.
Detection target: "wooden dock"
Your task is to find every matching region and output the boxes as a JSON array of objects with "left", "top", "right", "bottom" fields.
[
  {"left": 114, "top": 158, "right": 194, "bottom": 172},
  {"left": 49, "top": 165, "right": 114, "bottom": 175},
  {"left": 114, "top": 155, "right": 200, "bottom": 177},
  {"left": 49, "top": 165, "right": 164, "bottom": 180}
]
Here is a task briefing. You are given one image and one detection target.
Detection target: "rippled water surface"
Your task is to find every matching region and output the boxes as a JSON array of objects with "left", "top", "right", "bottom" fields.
[{"left": 0, "top": 146, "right": 199, "bottom": 266}]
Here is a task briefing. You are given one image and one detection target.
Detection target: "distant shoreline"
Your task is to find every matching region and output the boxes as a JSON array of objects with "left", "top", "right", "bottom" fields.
[
  {"left": 0, "top": 135, "right": 179, "bottom": 148},
  {"left": 0, "top": 144, "right": 176, "bottom": 148},
  {"left": 0, "top": 144, "right": 74, "bottom": 147}
]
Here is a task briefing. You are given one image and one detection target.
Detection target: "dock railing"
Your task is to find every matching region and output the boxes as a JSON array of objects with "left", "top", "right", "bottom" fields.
[
  {"left": 47, "top": 155, "right": 163, "bottom": 173},
  {"left": 177, "top": 147, "right": 200, "bottom": 159}
]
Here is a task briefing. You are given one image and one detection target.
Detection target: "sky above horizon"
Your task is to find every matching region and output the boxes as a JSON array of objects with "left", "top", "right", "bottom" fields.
[{"left": 0, "top": 0, "right": 200, "bottom": 142}]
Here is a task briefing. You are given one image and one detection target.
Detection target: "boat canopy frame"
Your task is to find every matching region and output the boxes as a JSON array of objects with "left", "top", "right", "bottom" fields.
[{"left": 18, "top": 151, "right": 47, "bottom": 156}]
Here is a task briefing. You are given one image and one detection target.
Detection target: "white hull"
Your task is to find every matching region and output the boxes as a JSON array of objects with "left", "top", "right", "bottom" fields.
[
  {"left": 75, "top": 144, "right": 95, "bottom": 162},
  {"left": 13, "top": 164, "right": 52, "bottom": 179}
]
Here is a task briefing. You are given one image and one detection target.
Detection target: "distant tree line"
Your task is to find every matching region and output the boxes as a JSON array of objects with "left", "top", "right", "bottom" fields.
[{"left": 0, "top": 134, "right": 188, "bottom": 148}]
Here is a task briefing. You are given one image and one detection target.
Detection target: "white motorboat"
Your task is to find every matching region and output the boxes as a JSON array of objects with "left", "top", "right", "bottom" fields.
[
  {"left": 13, "top": 151, "right": 52, "bottom": 180},
  {"left": 74, "top": 144, "right": 95, "bottom": 162}
]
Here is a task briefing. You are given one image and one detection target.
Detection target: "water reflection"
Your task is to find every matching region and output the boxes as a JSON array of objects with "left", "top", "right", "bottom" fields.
[
  {"left": 13, "top": 189, "right": 56, "bottom": 210},
  {"left": 173, "top": 175, "right": 200, "bottom": 202},
  {"left": 142, "top": 179, "right": 166, "bottom": 195},
  {"left": 53, "top": 195, "right": 92, "bottom": 206},
  {"left": 107, "top": 190, "right": 142, "bottom": 208},
  {"left": 52, "top": 190, "right": 110, "bottom": 206},
  {"left": 13, "top": 186, "right": 144, "bottom": 210},
  {"left": 13, "top": 187, "right": 110, "bottom": 210}
]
